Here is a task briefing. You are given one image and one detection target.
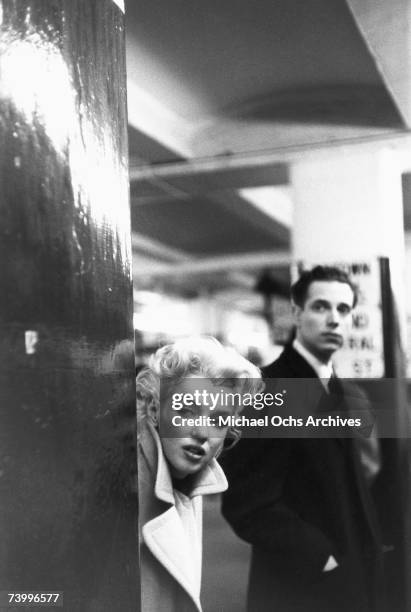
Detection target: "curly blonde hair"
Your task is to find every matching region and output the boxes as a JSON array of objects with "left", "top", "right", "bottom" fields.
[{"left": 136, "top": 336, "right": 262, "bottom": 426}]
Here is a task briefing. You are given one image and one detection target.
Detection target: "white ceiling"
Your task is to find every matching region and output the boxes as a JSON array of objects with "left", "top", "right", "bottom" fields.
[{"left": 125, "top": 0, "right": 411, "bottom": 303}]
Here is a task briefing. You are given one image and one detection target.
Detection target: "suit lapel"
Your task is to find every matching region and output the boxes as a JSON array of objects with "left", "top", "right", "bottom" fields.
[{"left": 280, "top": 346, "right": 347, "bottom": 446}]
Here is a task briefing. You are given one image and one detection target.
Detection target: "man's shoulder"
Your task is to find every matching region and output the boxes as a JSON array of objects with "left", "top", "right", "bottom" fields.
[
  {"left": 262, "top": 344, "right": 311, "bottom": 379},
  {"left": 337, "top": 377, "right": 369, "bottom": 401},
  {"left": 262, "top": 351, "right": 289, "bottom": 378}
]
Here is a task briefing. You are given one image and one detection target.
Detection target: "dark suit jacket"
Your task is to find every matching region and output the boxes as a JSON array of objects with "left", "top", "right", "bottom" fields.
[{"left": 221, "top": 345, "right": 384, "bottom": 612}]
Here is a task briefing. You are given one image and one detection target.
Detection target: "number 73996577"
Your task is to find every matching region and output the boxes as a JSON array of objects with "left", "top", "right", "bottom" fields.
[{"left": 0, "top": 592, "right": 63, "bottom": 607}]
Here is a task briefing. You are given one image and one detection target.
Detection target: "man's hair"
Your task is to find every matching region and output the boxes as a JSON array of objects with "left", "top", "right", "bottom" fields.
[{"left": 291, "top": 266, "right": 358, "bottom": 308}]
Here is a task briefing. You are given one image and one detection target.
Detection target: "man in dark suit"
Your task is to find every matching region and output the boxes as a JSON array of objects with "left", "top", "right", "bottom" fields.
[{"left": 221, "top": 266, "right": 383, "bottom": 612}]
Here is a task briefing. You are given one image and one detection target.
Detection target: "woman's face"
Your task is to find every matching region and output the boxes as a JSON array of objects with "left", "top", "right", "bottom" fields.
[{"left": 158, "top": 376, "right": 235, "bottom": 479}]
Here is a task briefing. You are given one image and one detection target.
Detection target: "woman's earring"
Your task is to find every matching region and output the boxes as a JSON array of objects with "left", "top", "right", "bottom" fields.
[
  {"left": 150, "top": 414, "right": 158, "bottom": 428},
  {"left": 223, "top": 426, "right": 242, "bottom": 451},
  {"left": 148, "top": 399, "right": 159, "bottom": 428}
]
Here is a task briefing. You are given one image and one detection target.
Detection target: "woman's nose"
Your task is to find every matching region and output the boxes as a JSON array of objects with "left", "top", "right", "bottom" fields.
[{"left": 191, "top": 426, "right": 208, "bottom": 442}]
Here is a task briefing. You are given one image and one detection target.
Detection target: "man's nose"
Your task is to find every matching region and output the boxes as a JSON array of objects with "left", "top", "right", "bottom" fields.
[{"left": 327, "top": 308, "right": 340, "bottom": 326}]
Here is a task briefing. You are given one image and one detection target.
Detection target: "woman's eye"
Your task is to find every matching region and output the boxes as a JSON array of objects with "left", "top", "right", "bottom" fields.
[
  {"left": 213, "top": 416, "right": 229, "bottom": 430},
  {"left": 180, "top": 408, "right": 194, "bottom": 416}
]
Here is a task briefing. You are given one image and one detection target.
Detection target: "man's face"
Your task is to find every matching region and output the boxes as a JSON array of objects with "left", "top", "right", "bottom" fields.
[{"left": 294, "top": 280, "right": 354, "bottom": 363}]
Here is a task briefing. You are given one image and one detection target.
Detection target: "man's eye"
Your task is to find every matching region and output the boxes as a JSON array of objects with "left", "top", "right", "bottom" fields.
[{"left": 312, "top": 303, "right": 326, "bottom": 311}]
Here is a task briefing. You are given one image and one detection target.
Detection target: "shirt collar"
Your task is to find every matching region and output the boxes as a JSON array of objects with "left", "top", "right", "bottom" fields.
[
  {"left": 292, "top": 338, "right": 334, "bottom": 386},
  {"left": 146, "top": 421, "right": 228, "bottom": 504}
]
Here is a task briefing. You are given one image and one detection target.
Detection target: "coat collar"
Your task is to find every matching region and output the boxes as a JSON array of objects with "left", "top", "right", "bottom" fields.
[
  {"left": 280, "top": 343, "right": 321, "bottom": 378},
  {"left": 139, "top": 421, "right": 228, "bottom": 611},
  {"left": 142, "top": 506, "right": 203, "bottom": 610},
  {"left": 292, "top": 339, "right": 333, "bottom": 386}
]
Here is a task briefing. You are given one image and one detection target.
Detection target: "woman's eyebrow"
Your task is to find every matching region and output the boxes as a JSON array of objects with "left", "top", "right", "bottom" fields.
[{"left": 213, "top": 407, "right": 234, "bottom": 417}]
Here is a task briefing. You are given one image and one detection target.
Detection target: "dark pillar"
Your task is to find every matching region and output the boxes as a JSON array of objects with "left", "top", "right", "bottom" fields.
[{"left": 0, "top": 1, "right": 138, "bottom": 610}]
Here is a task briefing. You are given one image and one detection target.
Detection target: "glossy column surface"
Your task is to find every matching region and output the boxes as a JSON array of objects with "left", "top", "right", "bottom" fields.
[{"left": 0, "top": 1, "right": 138, "bottom": 610}]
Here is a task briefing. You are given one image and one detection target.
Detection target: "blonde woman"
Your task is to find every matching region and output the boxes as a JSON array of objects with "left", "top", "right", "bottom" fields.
[{"left": 136, "top": 336, "right": 261, "bottom": 612}]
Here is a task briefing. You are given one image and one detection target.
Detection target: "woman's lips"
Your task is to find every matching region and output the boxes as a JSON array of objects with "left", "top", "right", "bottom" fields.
[{"left": 182, "top": 445, "right": 206, "bottom": 461}]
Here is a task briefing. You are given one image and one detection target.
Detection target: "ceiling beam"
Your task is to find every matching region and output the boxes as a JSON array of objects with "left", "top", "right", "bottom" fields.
[
  {"left": 131, "top": 231, "right": 193, "bottom": 261},
  {"left": 126, "top": 80, "right": 194, "bottom": 157},
  {"left": 129, "top": 130, "right": 411, "bottom": 183},
  {"left": 210, "top": 191, "right": 290, "bottom": 245},
  {"left": 129, "top": 159, "right": 289, "bottom": 195},
  {"left": 133, "top": 249, "right": 290, "bottom": 278}
]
